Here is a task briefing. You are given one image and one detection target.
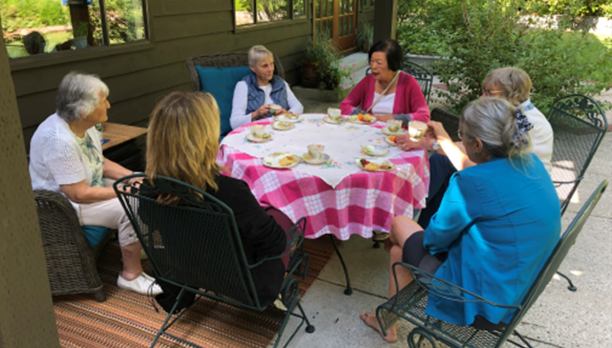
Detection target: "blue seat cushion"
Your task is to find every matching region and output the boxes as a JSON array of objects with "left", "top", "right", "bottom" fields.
[
  {"left": 195, "top": 65, "right": 253, "bottom": 136},
  {"left": 81, "top": 225, "right": 111, "bottom": 248}
]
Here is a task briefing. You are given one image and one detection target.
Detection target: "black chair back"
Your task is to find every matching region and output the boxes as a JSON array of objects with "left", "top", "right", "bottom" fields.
[
  {"left": 499, "top": 180, "right": 608, "bottom": 343},
  {"left": 402, "top": 61, "right": 434, "bottom": 103},
  {"left": 115, "top": 174, "right": 261, "bottom": 308},
  {"left": 547, "top": 94, "right": 608, "bottom": 215}
]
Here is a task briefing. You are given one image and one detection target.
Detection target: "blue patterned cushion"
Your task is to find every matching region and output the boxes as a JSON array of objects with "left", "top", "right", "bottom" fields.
[
  {"left": 81, "top": 225, "right": 110, "bottom": 248},
  {"left": 195, "top": 65, "right": 252, "bottom": 136}
]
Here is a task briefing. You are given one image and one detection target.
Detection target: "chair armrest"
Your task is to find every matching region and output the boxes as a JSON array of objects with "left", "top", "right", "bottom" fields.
[
  {"left": 249, "top": 217, "right": 307, "bottom": 268},
  {"left": 392, "top": 262, "right": 520, "bottom": 310}
]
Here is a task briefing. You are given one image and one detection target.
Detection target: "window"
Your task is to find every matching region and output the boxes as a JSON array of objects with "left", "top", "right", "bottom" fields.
[
  {"left": 362, "top": 0, "right": 375, "bottom": 9},
  {"left": 2, "top": 0, "right": 147, "bottom": 59},
  {"left": 235, "top": 0, "right": 306, "bottom": 27}
]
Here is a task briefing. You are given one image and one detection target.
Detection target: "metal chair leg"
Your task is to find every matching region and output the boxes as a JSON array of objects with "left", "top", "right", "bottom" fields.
[
  {"left": 328, "top": 235, "right": 352, "bottom": 295},
  {"left": 556, "top": 271, "right": 577, "bottom": 291}
]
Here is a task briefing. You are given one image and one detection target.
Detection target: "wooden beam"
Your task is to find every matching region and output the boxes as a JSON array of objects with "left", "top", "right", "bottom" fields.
[{"left": 373, "top": 0, "right": 398, "bottom": 43}]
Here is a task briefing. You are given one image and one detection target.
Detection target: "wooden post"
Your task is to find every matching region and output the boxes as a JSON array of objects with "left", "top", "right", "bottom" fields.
[
  {"left": 0, "top": 13, "right": 61, "bottom": 348},
  {"left": 373, "top": 0, "right": 398, "bottom": 43}
]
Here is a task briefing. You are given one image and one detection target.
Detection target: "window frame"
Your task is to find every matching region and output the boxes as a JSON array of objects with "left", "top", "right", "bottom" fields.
[
  {"left": 7, "top": 0, "right": 153, "bottom": 72},
  {"left": 233, "top": 0, "right": 308, "bottom": 31}
]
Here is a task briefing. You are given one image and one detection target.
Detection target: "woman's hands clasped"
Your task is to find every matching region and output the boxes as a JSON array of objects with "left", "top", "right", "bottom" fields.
[{"left": 252, "top": 104, "right": 271, "bottom": 121}]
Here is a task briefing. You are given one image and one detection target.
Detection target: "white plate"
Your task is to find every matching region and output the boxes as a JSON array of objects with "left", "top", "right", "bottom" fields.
[
  {"left": 347, "top": 115, "right": 376, "bottom": 125},
  {"left": 355, "top": 158, "right": 396, "bottom": 172},
  {"left": 302, "top": 153, "right": 330, "bottom": 165},
  {"left": 274, "top": 114, "right": 303, "bottom": 123},
  {"left": 245, "top": 132, "right": 272, "bottom": 143},
  {"left": 362, "top": 144, "right": 390, "bottom": 157},
  {"left": 384, "top": 136, "right": 398, "bottom": 146},
  {"left": 381, "top": 127, "right": 407, "bottom": 135},
  {"left": 271, "top": 121, "right": 295, "bottom": 131},
  {"left": 323, "top": 116, "right": 344, "bottom": 124},
  {"left": 263, "top": 154, "right": 301, "bottom": 169}
]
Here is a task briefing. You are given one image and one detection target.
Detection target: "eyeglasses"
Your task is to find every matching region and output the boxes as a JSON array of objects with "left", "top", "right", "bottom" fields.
[
  {"left": 458, "top": 130, "right": 464, "bottom": 139},
  {"left": 482, "top": 88, "right": 502, "bottom": 97}
]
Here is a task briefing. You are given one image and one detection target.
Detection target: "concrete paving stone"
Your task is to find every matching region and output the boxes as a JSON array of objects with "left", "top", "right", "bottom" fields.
[
  {"left": 316, "top": 235, "right": 391, "bottom": 298},
  {"left": 562, "top": 171, "right": 612, "bottom": 219},
  {"left": 577, "top": 134, "right": 611, "bottom": 178},
  {"left": 277, "top": 280, "right": 415, "bottom": 348}
]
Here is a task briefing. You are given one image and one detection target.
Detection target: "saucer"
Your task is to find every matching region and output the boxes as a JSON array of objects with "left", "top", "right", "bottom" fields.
[
  {"left": 384, "top": 136, "right": 398, "bottom": 146},
  {"left": 245, "top": 132, "right": 272, "bottom": 143},
  {"left": 347, "top": 115, "right": 376, "bottom": 125},
  {"left": 271, "top": 121, "right": 295, "bottom": 131},
  {"left": 302, "top": 153, "right": 330, "bottom": 165},
  {"left": 355, "top": 158, "right": 396, "bottom": 172},
  {"left": 381, "top": 127, "right": 406, "bottom": 135},
  {"left": 274, "top": 114, "right": 303, "bottom": 123},
  {"left": 323, "top": 116, "right": 344, "bottom": 124},
  {"left": 362, "top": 144, "right": 390, "bottom": 157},
  {"left": 263, "top": 154, "right": 301, "bottom": 169}
]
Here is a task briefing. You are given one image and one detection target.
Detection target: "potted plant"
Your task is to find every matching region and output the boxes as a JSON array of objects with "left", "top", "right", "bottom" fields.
[
  {"left": 355, "top": 22, "right": 374, "bottom": 52},
  {"left": 301, "top": 39, "right": 336, "bottom": 88}
]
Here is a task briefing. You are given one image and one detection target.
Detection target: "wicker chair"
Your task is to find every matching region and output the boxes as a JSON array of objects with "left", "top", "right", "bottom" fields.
[
  {"left": 34, "top": 190, "right": 111, "bottom": 302},
  {"left": 185, "top": 52, "right": 285, "bottom": 92}
]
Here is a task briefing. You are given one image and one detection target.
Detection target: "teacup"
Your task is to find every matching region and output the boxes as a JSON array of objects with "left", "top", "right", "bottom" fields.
[
  {"left": 250, "top": 124, "right": 266, "bottom": 138},
  {"left": 386, "top": 120, "right": 402, "bottom": 133},
  {"left": 328, "top": 108, "right": 342, "bottom": 121},
  {"left": 269, "top": 104, "right": 282, "bottom": 115},
  {"left": 307, "top": 144, "right": 325, "bottom": 160},
  {"left": 408, "top": 121, "right": 428, "bottom": 141}
]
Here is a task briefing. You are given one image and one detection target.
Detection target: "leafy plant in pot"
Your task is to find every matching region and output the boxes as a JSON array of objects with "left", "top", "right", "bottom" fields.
[
  {"left": 355, "top": 22, "right": 374, "bottom": 53},
  {"left": 301, "top": 38, "right": 354, "bottom": 92}
]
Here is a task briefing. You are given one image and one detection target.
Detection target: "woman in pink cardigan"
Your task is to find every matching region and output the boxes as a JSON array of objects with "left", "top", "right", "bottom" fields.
[{"left": 340, "top": 39, "right": 430, "bottom": 124}]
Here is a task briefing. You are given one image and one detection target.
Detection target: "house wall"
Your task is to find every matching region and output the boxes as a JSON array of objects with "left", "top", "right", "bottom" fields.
[
  {"left": 11, "top": 0, "right": 377, "bottom": 151},
  {"left": 12, "top": 0, "right": 313, "bottom": 151}
]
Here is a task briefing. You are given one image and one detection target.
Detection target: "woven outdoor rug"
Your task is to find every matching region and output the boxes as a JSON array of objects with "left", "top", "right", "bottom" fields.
[{"left": 54, "top": 237, "right": 336, "bottom": 348}]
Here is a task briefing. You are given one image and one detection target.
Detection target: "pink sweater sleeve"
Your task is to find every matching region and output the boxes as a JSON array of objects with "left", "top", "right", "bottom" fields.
[
  {"left": 340, "top": 77, "right": 372, "bottom": 115},
  {"left": 401, "top": 75, "right": 430, "bottom": 123}
]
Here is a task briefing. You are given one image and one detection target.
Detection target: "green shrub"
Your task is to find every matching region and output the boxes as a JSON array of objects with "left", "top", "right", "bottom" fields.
[
  {"left": 429, "top": 0, "right": 612, "bottom": 114},
  {"left": 0, "top": 0, "right": 69, "bottom": 32}
]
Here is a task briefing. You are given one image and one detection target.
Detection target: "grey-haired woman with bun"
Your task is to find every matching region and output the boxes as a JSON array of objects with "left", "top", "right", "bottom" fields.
[{"left": 361, "top": 98, "right": 560, "bottom": 342}]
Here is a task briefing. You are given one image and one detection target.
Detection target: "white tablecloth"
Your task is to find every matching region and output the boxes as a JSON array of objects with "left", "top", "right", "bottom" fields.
[{"left": 220, "top": 114, "right": 406, "bottom": 188}]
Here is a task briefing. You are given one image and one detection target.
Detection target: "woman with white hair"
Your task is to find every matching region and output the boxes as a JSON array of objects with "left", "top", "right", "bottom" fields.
[
  {"left": 29, "top": 71, "right": 161, "bottom": 296},
  {"left": 230, "top": 45, "right": 304, "bottom": 129}
]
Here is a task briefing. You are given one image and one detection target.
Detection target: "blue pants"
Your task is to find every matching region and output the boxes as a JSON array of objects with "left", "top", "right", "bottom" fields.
[{"left": 418, "top": 153, "right": 457, "bottom": 229}]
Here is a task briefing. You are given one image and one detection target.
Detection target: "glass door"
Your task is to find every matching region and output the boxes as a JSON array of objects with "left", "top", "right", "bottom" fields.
[{"left": 313, "top": 0, "right": 357, "bottom": 51}]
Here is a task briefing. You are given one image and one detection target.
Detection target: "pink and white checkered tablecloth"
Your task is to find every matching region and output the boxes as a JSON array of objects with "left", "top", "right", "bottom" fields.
[{"left": 217, "top": 116, "right": 430, "bottom": 240}]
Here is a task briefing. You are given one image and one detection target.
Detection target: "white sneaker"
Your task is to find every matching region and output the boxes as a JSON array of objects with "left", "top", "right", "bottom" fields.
[{"left": 117, "top": 273, "right": 163, "bottom": 295}]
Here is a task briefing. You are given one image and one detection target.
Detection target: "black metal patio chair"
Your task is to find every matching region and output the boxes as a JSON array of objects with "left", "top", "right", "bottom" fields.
[
  {"left": 375, "top": 179, "right": 608, "bottom": 348},
  {"left": 546, "top": 94, "right": 608, "bottom": 291},
  {"left": 114, "top": 174, "right": 314, "bottom": 348},
  {"left": 430, "top": 108, "right": 461, "bottom": 142}
]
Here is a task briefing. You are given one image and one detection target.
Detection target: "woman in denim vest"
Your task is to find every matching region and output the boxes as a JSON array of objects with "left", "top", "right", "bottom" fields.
[{"left": 230, "top": 45, "right": 304, "bottom": 129}]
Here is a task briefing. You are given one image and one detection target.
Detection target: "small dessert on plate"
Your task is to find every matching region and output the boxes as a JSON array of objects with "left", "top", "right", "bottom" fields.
[
  {"left": 263, "top": 153, "right": 301, "bottom": 169},
  {"left": 348, "top": 113, "right": 375, "bottom": 124},
  {"left": 385, "top": 136, "right": 398, "bottom": 146},
  {"left": 355, "top": 158, "right": 396, "bottom": 172},
  {"left": 274, "top": 112, "right": 303, "bottom": 123}
]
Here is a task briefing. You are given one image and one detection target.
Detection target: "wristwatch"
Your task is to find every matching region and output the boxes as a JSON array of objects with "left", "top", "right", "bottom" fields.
[{"left": 432, "top": 140, "right": 440, "bottom": 152}]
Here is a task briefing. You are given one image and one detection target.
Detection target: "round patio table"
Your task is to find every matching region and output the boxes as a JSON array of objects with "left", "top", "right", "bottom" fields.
[{"left": 217, "top": 113, "right": 430, "bottom": 240}]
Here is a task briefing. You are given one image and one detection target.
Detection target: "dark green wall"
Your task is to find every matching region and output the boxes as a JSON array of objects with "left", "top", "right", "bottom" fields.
[{"left": 11, "top": 0, "right": 376, "bottom": 151}]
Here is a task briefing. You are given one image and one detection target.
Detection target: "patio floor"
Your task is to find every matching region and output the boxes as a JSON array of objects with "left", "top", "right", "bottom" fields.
[{"left": 281, "top": 92, "right": 612, "bottom": 347}]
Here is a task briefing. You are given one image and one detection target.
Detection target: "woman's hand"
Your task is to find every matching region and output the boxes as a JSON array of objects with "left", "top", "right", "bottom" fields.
[
  {"left": 396, "top": 134, "right": 434, "bottom": 151},
  {"left": 275, "top": 107, "right": 288, "bottom": 116},
  {"left": 375, "top": 114, "right": 394, "bottom": 122},
  {"left": 427, "top": 121, "right": 452, "bottom": 143},
  {"left": 252, "top": 104, "right": 271, "bottom": 120}
]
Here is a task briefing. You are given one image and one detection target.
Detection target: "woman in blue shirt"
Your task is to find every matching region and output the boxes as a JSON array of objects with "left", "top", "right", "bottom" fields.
[{"left": 361, "top": 98, "right": 561, "bottom": 342}]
